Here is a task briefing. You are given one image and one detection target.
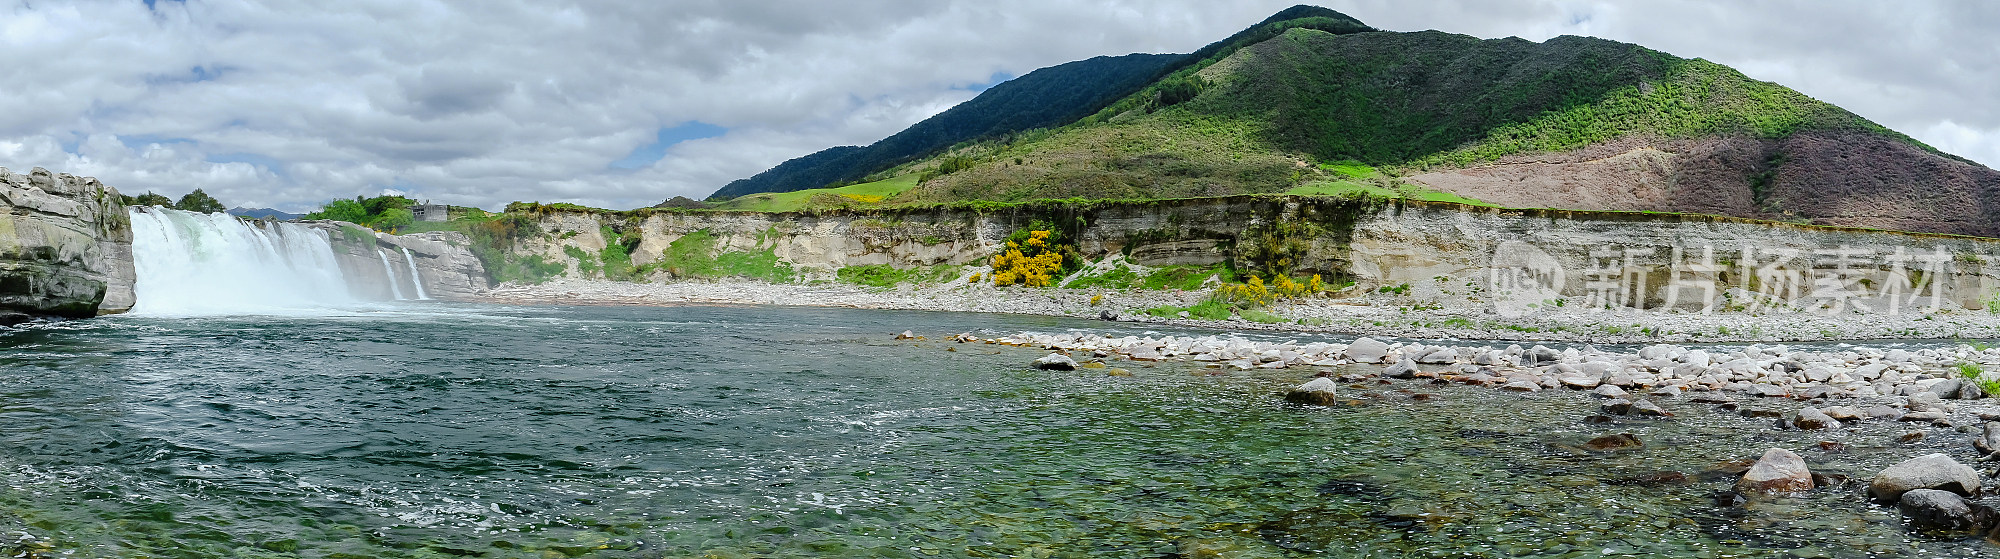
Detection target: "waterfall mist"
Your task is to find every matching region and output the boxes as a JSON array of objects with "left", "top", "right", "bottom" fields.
[{"left": 129, "top": 207, "right": 357, "bottom": 315}]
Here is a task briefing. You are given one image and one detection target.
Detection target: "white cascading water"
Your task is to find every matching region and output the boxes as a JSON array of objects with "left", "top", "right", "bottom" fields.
[
  {"left": 129, "top": 207, "right": 356, "bottom": 315},
  {"left": 401, "top": 246, "right": 429, "bottom": 300},
  {"left": 376, "top": 249, "right": 407, "bottom": 300}
]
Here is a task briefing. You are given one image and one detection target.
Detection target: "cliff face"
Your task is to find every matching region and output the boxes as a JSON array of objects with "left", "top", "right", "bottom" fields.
[
  {"left": 0, "top": 167, "right": 134, "bottom": 321},
  {"left": 509, "top": 197, "right": 2000, "bottom": 315},
  {"left": 304, "top": 222, "right": 490, "bottom": 301}
]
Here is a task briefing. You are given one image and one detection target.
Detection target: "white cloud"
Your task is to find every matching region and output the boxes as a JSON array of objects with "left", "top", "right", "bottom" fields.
[
  {"left": 0, "top": 0, "right": 1993, "bottom": 212},
  {"left": 1922, "top": 120, "right": 2000, "bottom": 169}
]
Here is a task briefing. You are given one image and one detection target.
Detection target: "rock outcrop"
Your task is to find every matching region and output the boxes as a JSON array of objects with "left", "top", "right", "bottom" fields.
[
  {"left": 304, "top": 221, "right": 489, "bottom": 301},
  {"left": 0, "top": 167, "right": 133, "bottom": 320}
]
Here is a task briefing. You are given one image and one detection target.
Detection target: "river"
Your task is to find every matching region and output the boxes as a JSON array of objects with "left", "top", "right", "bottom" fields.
[{"left": 0, "top": 303, "right": 1990, "bottom": 557}]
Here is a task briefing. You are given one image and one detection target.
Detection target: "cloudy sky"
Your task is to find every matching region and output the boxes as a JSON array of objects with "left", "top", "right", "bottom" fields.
[{"left": 3, "top": 1, "right": 1995, "bottom": 212}]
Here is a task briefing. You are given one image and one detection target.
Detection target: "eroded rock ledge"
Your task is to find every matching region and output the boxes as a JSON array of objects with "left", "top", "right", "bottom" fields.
[{"left": 0, "top": 167, "right": 132, "bottom": 321}]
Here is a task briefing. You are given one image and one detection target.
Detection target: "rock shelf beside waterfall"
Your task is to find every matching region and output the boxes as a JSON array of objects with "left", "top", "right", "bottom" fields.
[
  {"left": 301, "top": 221, "right": 489, "bottom": 301},
  {"left": 0, "top": 167, "right": 132, "bottom": 319}
]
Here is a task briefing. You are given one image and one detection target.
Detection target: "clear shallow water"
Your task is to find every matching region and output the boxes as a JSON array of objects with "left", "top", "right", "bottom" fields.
[{"left": 0, "top": 304, "right": 1993, "bottom": 558}]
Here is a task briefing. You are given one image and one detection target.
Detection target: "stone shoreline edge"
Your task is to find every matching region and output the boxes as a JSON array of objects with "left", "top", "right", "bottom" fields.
[{"left": 475, "top": 277, "right": 2000, "bottom": 344}]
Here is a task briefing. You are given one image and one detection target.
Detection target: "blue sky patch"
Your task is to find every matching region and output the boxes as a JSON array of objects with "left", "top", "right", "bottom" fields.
[
  {"left": 958, "top": 71, "right": 1015, "bottom": 92},
  {"left": 610, "top": 121, "right": 727, "bottom": 170}
]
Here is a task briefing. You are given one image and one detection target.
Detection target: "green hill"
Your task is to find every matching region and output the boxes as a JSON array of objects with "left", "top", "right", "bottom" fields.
[
  {"left": 703, "top": 5, "right": 1375, "bottom": 202},
  {"left": 698, "top": 5, "right": 2000, "bottom": 238},
  {"left": 876, "top": 21, "right": 2000, "bottom": 237},
  {"left": 894, "top": 28, "right": 1906, "bottom": 200}
]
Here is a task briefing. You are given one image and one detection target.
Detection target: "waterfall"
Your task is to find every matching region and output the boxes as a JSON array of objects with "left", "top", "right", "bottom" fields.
[
  {"left": 376, "top": 249, "right": 407, "bottom": 300},
  {"left": 401, "top": 246, "right": 429, "bottom": 300},
  {"left": 129, "top": 207, "right": 355, "bottom": 315}
]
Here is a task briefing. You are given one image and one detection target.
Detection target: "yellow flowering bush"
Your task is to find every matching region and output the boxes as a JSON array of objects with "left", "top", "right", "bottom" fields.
[
  {"left": 991, "top": 230, "right": 1065, "bottom": 287},
  {"left": 1216, "top": 274, "right": 1327, "bottom": 305}
]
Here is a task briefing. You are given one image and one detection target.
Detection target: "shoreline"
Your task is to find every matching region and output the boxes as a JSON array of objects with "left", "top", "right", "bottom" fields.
[{"left": 475, "top": 278, "right": 2000, "bottom": 344}]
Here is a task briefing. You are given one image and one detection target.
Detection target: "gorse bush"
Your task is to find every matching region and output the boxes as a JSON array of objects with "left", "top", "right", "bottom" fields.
[
  {"left": 991, "top": 229, "right": 1065, "bottom": 287},
  {"left": 1214, "top": 274, "right": 1327, "bottom": 306}
]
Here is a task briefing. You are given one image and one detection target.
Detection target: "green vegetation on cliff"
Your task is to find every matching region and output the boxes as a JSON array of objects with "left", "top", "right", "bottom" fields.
[
  {"left": 303, "top": 195, "right": 417, "bottom": 232},
  {"left": 121, "top": 189, "right": 229, "bottom": 214}
]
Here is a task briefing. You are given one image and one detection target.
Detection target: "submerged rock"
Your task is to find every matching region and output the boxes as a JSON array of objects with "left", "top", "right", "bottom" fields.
[
  {"left": 1600, "top": 398, "right": 1633, "bottom": 415},
  {"left": 1285, "top": 378, "right": 1341, "bottom": 406},
  {"left": 1898, "top": 489, "right": 1994, "bottom": 531},
  {"left": 1031, "top": 353, "right": 1078, "bottom": 371},
  {"left": 1794, "top": 408, "right": 1841, "bottom": 430},
  {"left": 1609, "top": 470, "right": 1689, "bottom": 487},
  {"left": 1583, "top": 433, "right": 1642, "bottom": 452},
  {"left": 1870, "top": 453, "right": 1982, "bottom": 502},
  {"left": 1631, "top": 400, "right": 1672, "bottom": 417},
  {"left": 1976, "top": 422, "right": 2000, "bottom": 457},
  {"left": 1382, "top": 358, "right": 1417, "bottom": 379},
  {"left": 1734, "top": 448, "right": 1814, "bottom": 495}
]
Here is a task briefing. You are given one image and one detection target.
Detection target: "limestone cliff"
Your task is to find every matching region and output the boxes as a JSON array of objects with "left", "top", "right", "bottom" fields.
[
  {"left": 504, "top": 196, "right": 2000, "bottom": 316},
  {"left": 0, "top": 167, "right": 133, "bottom": 321}
]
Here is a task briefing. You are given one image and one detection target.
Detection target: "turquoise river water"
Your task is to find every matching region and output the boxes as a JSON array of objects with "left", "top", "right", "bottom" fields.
[{"left": 0, "top": 303, "right": 1993, "bottom": 558}]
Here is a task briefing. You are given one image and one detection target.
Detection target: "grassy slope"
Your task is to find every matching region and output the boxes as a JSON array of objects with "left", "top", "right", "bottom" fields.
[
  {"left": 710, "top": 173, "right": 921, "bottom": 213},
  {"left": 888, "top": 27, "right": 1927, "bottom": 205}
]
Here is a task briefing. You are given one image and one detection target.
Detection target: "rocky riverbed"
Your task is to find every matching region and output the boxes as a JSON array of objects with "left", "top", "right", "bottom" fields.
[
  {"left": 958, "top": 328, "right": 2000, "bottom": 543},
  {"left": 481, "top": 277, "right": 2000, "bottom": 343}
]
